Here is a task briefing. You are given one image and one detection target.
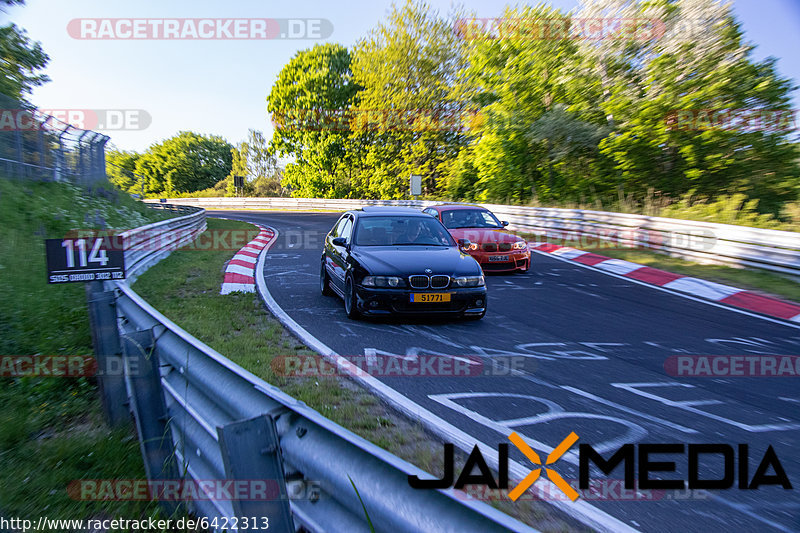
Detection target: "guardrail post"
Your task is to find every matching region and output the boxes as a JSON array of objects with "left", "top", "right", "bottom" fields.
[
  {"left": 217, "top": 415, "right": 294, "bottom": 533},
  {"left": 85, "top": 281, "right": 129, "bottom": 427},
  {"left": 121, "top": 329, "right": 180, "bottom": 514}
]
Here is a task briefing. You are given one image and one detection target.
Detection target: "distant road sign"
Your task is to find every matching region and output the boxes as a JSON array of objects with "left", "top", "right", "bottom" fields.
[
  {"left": 46, "top": 237, "right": 125, "bottom": 284},
  {"left": 410, "top": 174, "right": 422, "bottom": 196}
]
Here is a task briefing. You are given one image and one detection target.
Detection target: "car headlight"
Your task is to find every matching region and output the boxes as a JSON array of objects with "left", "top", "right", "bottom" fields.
[
  {"left": 466, "top": 242, "right": 478, "bottom": 251},
  {"left": 362, "top": 276, "right": 405, "bottom": 287},
  {"left": 512, "top": 241, "right": 527, "bottom": 250},
  {"left": 453, "top": 275, "right": 485, "bottom": 287}
]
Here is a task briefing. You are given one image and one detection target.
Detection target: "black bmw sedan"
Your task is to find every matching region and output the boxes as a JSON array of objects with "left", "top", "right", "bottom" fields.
[{"left": 320, "top": 207, "right": 487, "bottom": 319}]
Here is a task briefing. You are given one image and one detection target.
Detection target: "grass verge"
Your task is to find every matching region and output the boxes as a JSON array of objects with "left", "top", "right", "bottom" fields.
[
  {"left": 0, "top": 178, "right": 181, "bottom": 526},
  {"left": 132, "top": 217, "right": 587, "bottom": 533}
]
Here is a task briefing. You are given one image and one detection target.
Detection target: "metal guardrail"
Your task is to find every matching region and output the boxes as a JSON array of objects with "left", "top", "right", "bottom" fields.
[
  {"left": 89, "top": 203, "right": 534, "bottom": 533},
  {"left": 147, "top": 197, "right": 800, "bottom": 277}
]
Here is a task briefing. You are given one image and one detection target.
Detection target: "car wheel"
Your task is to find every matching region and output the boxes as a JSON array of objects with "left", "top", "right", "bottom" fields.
[
  {"left": 344, "top": 275, "right": 360, "bottom": 319},
  {"left": 320, "top": 260, "right": 334, "bottom": 296}
]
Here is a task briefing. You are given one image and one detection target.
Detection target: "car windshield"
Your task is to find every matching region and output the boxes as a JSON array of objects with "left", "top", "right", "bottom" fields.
[
  {"left": 355, "top": 216, "right": 455, "bottom": 246},
  {"left": 440, "top": 209, "right": 503, "bottom": 229}
]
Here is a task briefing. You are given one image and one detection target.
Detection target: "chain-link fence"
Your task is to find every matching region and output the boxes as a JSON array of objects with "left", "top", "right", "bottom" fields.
[{"left": 0, "top": 93, "right": 109, "bottom": 185}]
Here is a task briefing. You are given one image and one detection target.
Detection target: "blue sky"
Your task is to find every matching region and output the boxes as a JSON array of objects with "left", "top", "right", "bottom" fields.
[{"left": 4, "top": 0, "right": 799, "bottom": 152}]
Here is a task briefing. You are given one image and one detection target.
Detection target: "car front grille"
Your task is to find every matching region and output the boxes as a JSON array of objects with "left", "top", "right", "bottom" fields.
[
  {"left": 409, "top": 275, "right": 429, "bottom": 289},
  {"left": 408, "top": 275, "right": 451, "bottom": 289},
  {"left": 482, "top": 243, "right": 497, "bottom": 252},
  {"left": 499, "top": 242, "right": 512, "bottom": 252},
  {"left": 430, "top": 275, "right": 450, "bottom": 288},
  {"left": 482, "top": 261, "right": 514, "bottom": 271}
]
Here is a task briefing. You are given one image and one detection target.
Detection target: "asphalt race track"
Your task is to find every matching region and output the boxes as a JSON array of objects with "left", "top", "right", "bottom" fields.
[{"left": 215, "top": 210, "right": 800, "bottom": 533}]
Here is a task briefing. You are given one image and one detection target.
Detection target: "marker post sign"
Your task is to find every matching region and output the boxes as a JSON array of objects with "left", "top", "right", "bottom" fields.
[
  {"left": 410, "top": 174, "right": 422, "bottom": 197},
  {"left": 45, "top": 237, "right": 125, "bottom": 283}
]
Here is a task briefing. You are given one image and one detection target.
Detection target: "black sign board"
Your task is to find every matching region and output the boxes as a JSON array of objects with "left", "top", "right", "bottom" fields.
[
  {"left": 45, "top": 237, "right": 126, "bottom": 284},
  {"left": 234, "top": 175, "right": 244, "bottom": 188}
]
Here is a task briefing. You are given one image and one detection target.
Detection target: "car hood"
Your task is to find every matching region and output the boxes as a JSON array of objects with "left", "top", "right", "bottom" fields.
[
  {"left": 351, "top": 246, "right": 482, "bottom": 277},
  {"left": 447, "top": 227, "right": 523, "bottom": 244}
]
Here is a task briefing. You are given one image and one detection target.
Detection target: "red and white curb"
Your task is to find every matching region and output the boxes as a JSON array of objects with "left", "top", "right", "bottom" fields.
[
  {"left": 529, "top": 242, "right": 800, "bottom": 323},
  {"left": 220, "top": 225, "right": 275, "bottom": 295}
]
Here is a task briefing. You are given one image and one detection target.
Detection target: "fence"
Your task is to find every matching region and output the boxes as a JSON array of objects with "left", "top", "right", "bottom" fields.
[
  {"left": 145, "top": 196, "right": 800, "bottom": 277},
  {"left": 88, "top": 204, "right": 534, "bottom": 533},
  {"left": 0, "top": 93, "right": 108, "bottom": 184}
]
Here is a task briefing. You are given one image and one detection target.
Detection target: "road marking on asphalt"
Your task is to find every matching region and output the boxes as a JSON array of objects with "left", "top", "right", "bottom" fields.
[
  {"left": 611, "top": 382, "right": 800, "bottom": 432},
  {"left": 704, "top": 336, "right": 780, "bottom": 354},
  {"left": 579, "top": 342, "right": 626, "bottom": 352},
  {"left": 428, "top": 392, "right": 646, "bottom": 459},
  {"left": 560, "top": 386, "right": 699, "bottom": 434}
]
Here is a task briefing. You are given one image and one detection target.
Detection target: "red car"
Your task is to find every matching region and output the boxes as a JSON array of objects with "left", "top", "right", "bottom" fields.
[{"left": 422, "top": 205, "right": 531, "bottom": 272}]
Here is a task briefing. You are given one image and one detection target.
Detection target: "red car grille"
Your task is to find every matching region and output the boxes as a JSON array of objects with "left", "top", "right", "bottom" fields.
[{"left": 482, "top": 243, "right": 497, "bottom": 252}]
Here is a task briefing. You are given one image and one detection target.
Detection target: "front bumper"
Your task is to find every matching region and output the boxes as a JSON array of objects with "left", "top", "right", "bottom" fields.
[
  {"left": 354, "top": 285, "right": 487, "bottom": 316},
  {"left": 470, "top": 250, "right": 530, "bottom": 272}
]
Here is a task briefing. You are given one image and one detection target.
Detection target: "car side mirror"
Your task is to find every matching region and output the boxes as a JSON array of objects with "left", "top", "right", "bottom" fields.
[
  {"left": 332, "top": 237, "right": 347, "bottom": 247},
  {"left": 501, "top": 221, "right": 509, "bottom": 227},
  {"left": 457, "top": 238, "right": 472, "bottom": 250}
]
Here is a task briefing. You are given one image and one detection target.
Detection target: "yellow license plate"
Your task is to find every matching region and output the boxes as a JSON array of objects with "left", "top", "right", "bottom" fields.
[{"left": 410, "top": 293, "right": 451, "bottom": 303}]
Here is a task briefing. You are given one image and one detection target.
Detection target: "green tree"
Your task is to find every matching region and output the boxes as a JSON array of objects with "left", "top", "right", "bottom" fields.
[
  {"left": 225, "top": 129, "right": 282, "bottom": 197},
  {"left": 106, "top": 149, "right": 141, "bottom": 193},
  {"left": 454, "top": 5, "right": 604, "bottom": 203},
  {"left": 0, "top": 21, "right": 49, "bottom": 101},
  {"left": 350, "top": 0, "right": 469, "bottom": 199},
  {"left": 579, "top": 0, "right": 799, "bottom": 211},
  {"left": 267, "top": 43, "right": 359, "bottom": 197},
  {"left": 242, "top": 129, "right": 277, "bottom": 181},
  {"left": 225, "top": 143, "right": 249, "bottom": 197},
  {"left": 134, "top": 132, "right": 233, "bottom": 196}
]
